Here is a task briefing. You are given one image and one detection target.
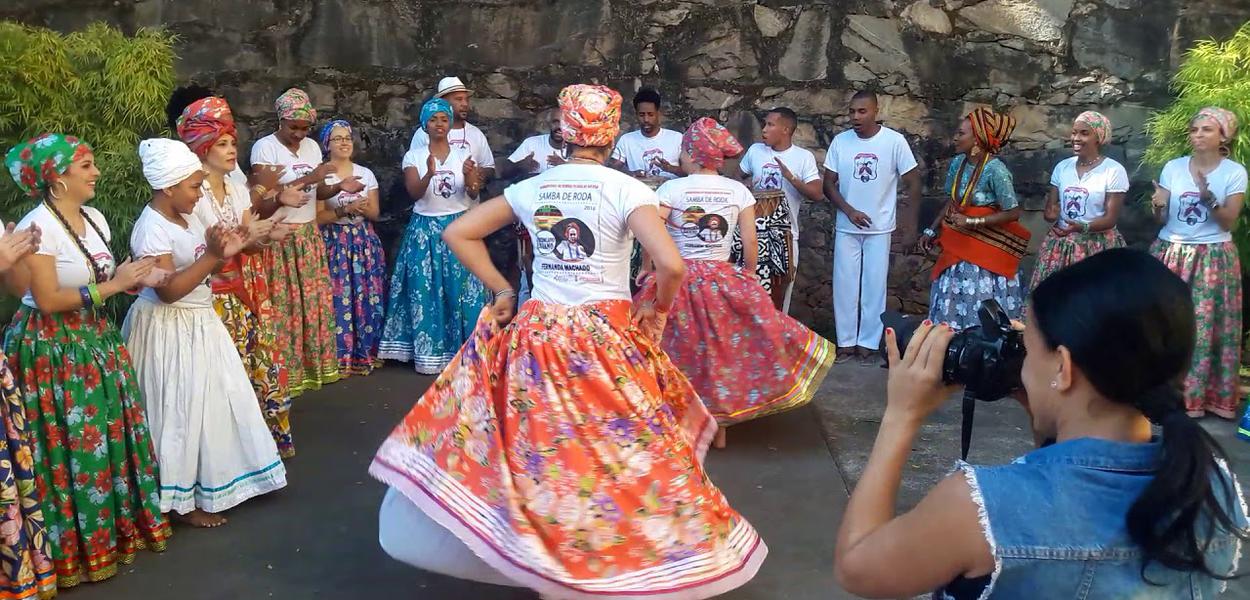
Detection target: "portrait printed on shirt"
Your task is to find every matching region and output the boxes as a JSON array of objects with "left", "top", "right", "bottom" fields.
[
  {"left": 667, "top": 188, "right": 739, "bottom": 252},
  {"left": 531, "top": 181, "right": 603, "bottom": 284},
  {"left": 853, "top": 152, "right": 879, "bottom": 183},
  {"left": 1177, "top": 191, "right": 1209, "bottom": 226},
  {"left": 1062, "top": 186, "right": 1089, "bottom": 221}
]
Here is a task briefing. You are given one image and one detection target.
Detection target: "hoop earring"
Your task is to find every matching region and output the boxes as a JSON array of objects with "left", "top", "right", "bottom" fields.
[{"left": 48, "top": 179, "right": 68, "bottom": 200}]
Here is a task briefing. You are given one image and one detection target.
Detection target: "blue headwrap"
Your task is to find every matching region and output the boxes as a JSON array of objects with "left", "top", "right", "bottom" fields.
[
  {"left": 319, "top": 119, "right": 352, "bottom": 152},
  {"left": 420, "top": 98, "right": 454, "bottom": 133}
]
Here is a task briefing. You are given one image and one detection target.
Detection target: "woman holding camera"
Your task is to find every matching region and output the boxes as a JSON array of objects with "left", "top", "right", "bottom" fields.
[
  {"left": 920, "top": 108, "right": 1029, "bottom": 331},
  {"left": 834, "top": 248, "right": 1247, "bottom": 599},
  {"left": 1150, "top": 107, "right": 1246, "bottom": 420}
]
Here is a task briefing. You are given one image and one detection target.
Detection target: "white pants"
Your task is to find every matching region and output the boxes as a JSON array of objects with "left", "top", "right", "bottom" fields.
[
  {"left": 833, "top": 231, "right": 891, "bottom": 349},
  {"left": 782, "top": 236, "right": 800, "bottom": 314},
  {"left": 378, "top": 488, "right": 521, "bottom": 588}
]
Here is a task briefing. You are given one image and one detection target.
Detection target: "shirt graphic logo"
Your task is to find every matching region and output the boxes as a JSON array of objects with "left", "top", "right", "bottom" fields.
[
  {"left": 533, "top": 205, "right": 596, "bottom": 263},
  {"left": 434, "top": 170, "right": 455, "bottom": 198},
  {"left": 1062, "top": 186, "right": 1089, "bottom": 220},
  {"left": 854, "top": 153, "right": 879, "bottom": 183},
  {"left": 641, "top": 148, "right": 666, "bottom": 176},
  {"left": 760, "top": 163, "right": 784, "bottom": 190},
  {"left": 1178, "top": 191, "right": 1209, "bottom": 226}
]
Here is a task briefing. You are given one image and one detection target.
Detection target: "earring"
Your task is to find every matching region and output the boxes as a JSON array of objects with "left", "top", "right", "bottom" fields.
[
  {"left": 1049, "top": 380, "right": 1058, "bottom": 389},
  {"left": 48, "top": 179, "right": 68, "bottom": 200}
]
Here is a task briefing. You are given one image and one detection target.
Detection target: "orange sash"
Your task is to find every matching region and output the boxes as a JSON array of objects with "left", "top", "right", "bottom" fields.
[
  {"left": 210, "top": 256, "right": 259, "bottom": 315},
  {"left": 932, "top": 205, "right": 1031, "bottom": 280}
]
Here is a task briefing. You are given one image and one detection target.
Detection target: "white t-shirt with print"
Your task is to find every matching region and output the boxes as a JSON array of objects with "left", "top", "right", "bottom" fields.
[
  {"left": 1050, "top": 157, "right": 1130, "bottom": 226},
  {"left": 1157, "top": 157, "right": 1249, "bottom": 245},
  {"left": 401, "top": 146, "right": 474, "bottom": 216},
  {"left": 738, "top": 142, "right": 821, "bottom": 239},
  {"left": 18, "top": 204, "right": 115, "bottom": 309},
  {"left": 192, "top": 176, "right": 252, "bottom": 230},
  {"left": 131, "top": 205, "right": 213, "bottom": 308},
  {"left": 611, "top": 129, "right": 683, "bottom": 179},
  {"left": 507, "top": 134, "right": 563, "bottom": 175},
  {"left": 504, "top": 163, "right": 658, "bottom": 305},
  {"left": 657, "top": 174, "right": 755, "bottom": 262},
  {"left": 249, "top": 134, "right": 323, "bottom": 224},
  {"left": 409, "top": 122, "right": 495, "bottom": 169},
  {"left": 823, "top": 126, "right": 918, "bottom": 234},
  {"left": 323, "top": 164, "right": 379, "bottom": 225}
]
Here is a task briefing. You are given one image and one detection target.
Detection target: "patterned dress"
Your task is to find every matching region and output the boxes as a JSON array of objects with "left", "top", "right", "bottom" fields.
[
  {"left": 320, "top": 221, "right": 386, "bottom": 376},
  {"left": 262, "top": 223, "right": 341, "bottom": 395},
  {"left": 4, "top": 308, "right": 170, "bottom": 588},
  {"left": 730, "top": 198, "right": 792, "bottom": 295},
  {"left": 0, "top": 358, "right": 54, "bottom": 599},
  {"left": 929, "top": 156, "right": 1025, "bottom": 330}
]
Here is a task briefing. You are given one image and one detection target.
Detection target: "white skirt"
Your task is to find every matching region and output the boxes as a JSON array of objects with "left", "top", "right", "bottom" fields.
[
  {"left": 123, "top": 297, "right": 287, "bottom": 514},
  {"left": 378, "top": 487, "right": 521, "bottom": 588}
]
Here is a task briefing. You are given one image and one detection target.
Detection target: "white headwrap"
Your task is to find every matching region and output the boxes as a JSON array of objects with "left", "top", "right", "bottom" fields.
[{"left": 139, "top": 138, "right": 203, "bottom": 190}]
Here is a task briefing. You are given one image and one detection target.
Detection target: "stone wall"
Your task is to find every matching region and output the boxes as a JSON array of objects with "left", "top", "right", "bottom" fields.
[{"left": 6, "top": 0, "right": 1250, "bottom": 335}]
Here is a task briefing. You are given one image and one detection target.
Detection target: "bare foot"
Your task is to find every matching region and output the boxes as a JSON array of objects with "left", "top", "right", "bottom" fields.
[
  {"left": 172, "top": 509, "right": 227, "bottom": 528},
  {"left": 713, "top": 426, "right": 727, "bottom": 449}
]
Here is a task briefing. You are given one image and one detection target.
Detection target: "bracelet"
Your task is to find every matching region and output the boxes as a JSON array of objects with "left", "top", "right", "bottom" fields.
[
  {"left": 923, "top": 228, "right": 937, "bottom": 238},
  {"left": 492, "top": 288, "right": 517, "bottom": 303},
  {"left": 87, "top": 282, "right": 102, "bottom": 306},
  {"left": 78, "top": 286, "right": 94, "bottom": 308},
  {"left": 1080, "top": 221, "right": 1091, "bottom": 233}
]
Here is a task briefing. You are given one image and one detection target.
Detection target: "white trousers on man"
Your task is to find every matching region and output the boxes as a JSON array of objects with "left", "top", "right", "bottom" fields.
[
  {"left": 782, "top": 236, "right": 800, "bottom": 314},
  {"left": 833, "top": 231, "right": 891, "bottom": 349}
]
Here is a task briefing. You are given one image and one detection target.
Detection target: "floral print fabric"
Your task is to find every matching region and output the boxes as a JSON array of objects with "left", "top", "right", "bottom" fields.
[
  {"left": 213, "top": 291, "right": 293, "bottom": 458},
  {"left": 379, "top": 213, "right": 485, "bottom": 374},
  {"left": 1151, "top": 239, "right": 1242, "bottom": 418},
  {"left": 929, "top": 262, "right": 1024, "bottom": 332},
  {"left": 370, "top": 300, "right": 765, "bottom": 599},
  {"left": 1028, "top": 228, "right": 1124, "bottom": 291},
  {"left": 2, "top": 308, "right": 169, "bottom": 588},
  {"left": 261, "top": 223, "right": 340, "bottom": 396},
  {"left": 5, "top": 134, "right": 92, "bottom": 199},
  {"left": 0, "top": 357, "right": 54, "bottom": 599},
  {"left": 320, "top": 221, "right": 386, "bottom": 376},
  {"left": 635, "top": 260, "right": 834, "bottom": 425}
]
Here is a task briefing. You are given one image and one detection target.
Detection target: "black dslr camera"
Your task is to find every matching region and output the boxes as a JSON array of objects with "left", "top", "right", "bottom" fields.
[{"left": 879, "top": 300, "right": 1026, "bottom": 457}]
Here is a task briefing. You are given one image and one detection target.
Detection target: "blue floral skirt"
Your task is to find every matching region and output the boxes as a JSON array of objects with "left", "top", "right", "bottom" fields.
[
  {"left": 321, "top": 221, "right": 387, "bottom": 376},
  {"left": 379, "top": 213, "right": 486, "bottom": 374},
  {"left": 928, "top": 261, "right": 1023, "bottom": 331}
]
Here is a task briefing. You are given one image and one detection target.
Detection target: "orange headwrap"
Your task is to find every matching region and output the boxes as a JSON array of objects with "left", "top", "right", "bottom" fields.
[
  {"left": 557, "top": 84, "right": 622, "bottom": 148},
  {"left": 967, "top": 107, "right": 1016, "bottom": 154}
]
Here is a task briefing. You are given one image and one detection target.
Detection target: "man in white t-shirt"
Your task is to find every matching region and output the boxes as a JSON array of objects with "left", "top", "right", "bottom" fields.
[
  {"left": 609, "top": 88, "right": 683, "bottom": 180},
  {"left": 409, "top": 77, "right": 496, "bottom": 181},
  {"left": 822, "top": 91, "right": 922, "bottom": 362},
  {"left": 500, "top": 108, "right": 566, "bottom": 181},
  {"left": 737, "top": 107, "right": 824, "bottom": 312}
]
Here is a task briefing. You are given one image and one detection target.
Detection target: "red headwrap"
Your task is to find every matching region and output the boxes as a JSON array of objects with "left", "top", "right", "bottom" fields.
[
  {"left": 682, "top": 117, "right": 743, "bottom": 170},
  {"left": 557, "top": 84, "right": 622, "bottom": 148},
  {"left": 176, "top": 97, "right": 237, "bottom": 158}
]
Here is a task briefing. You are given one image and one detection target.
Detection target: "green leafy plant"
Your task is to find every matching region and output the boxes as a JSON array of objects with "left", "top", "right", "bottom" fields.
[
  {"left": 0, "top": 21, "right": 176, "bottom": 321},
  {"left": 1144, "top": 22, "right": 1250, "bottom": 264}
]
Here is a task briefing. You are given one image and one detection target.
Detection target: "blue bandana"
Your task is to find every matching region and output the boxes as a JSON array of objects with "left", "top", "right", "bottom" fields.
[
  {"left": 420, "top": 98, "right": 454, "bottom": 133},
  {"left": 319, "top": 119, "right": 352, "bottom": 152}
]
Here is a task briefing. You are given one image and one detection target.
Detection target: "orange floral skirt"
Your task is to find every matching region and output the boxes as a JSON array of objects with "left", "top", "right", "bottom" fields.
[{"left": 370, "top": 300, "right": 766, "bottom": 599}]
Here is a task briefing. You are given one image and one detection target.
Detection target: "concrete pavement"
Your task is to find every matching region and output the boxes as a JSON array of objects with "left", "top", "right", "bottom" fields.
[{"left": 67, "top": 366, "right": 852, "bottom": 600}]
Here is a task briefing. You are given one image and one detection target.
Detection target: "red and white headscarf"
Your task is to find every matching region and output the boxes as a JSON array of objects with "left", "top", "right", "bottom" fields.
[
  {"left": 557, "top": 84, "right": 622, "bottom": 148},
  {"left": 176, "top": 96, "right": 236, "bottom": 157},
  {"left": 1193, "top": 106, "right": 1238, "bottom": 143},
  {"left": 682, "top": 117, "right": 743, "bottom": 171}
]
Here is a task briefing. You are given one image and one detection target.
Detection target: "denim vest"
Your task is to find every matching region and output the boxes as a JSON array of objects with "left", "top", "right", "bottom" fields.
[{"left": 947, "top": 437, "right": 1247, "bottom": 600}]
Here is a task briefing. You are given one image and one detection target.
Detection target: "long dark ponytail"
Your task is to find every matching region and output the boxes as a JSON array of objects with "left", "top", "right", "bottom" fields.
[{"left": 1032, "top": 248, "right": 1248, "bottom": 581}]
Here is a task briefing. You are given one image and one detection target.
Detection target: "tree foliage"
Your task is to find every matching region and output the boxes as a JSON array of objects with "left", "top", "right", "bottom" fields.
[
  {"left": 0, "top": 22, "right": 176, "bottom": 319},
  {"left": 1145, "top": 22, "right": 1250, "bottom": 263}
]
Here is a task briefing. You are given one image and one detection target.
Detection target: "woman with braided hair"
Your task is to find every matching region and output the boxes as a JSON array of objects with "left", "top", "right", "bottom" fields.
[
  {"left": 1149, "top": 107, "right": 1246, "bottom": 419},
  {"left": 836, "top": 248, "right": 1248, "bottom": 599},
  {"left": 4, "top": 134, "right": 170, "bottom": 588},
  {"left": 919, "top": 107, "right": 1030, "bottom": 331}
]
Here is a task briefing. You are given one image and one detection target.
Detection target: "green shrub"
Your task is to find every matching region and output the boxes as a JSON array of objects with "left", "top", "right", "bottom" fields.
[
  {"left": 0, "top": 21, "right": 176, "bottom": 322},
  {"left": 1144, "top": 22, "right": 1250, "bottom": 264}
]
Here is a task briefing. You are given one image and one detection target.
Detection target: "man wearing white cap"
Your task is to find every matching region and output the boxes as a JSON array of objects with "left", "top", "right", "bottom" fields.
[{"left": 408, "top": 76, "right": 495, "bottom": 179}]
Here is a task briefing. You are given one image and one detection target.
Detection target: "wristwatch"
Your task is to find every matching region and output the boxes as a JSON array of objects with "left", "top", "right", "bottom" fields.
[{"left": 923, "top": 228, "right": 937, "bottom": 238}]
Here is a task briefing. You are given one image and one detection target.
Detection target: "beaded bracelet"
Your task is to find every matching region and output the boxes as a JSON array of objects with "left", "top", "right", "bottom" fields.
[
  {"left": 88, "top": 282, "right": 102, "bottom": 306},
  {"left": 78, "top": 286, "right": 94, "bottom": 308}
]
